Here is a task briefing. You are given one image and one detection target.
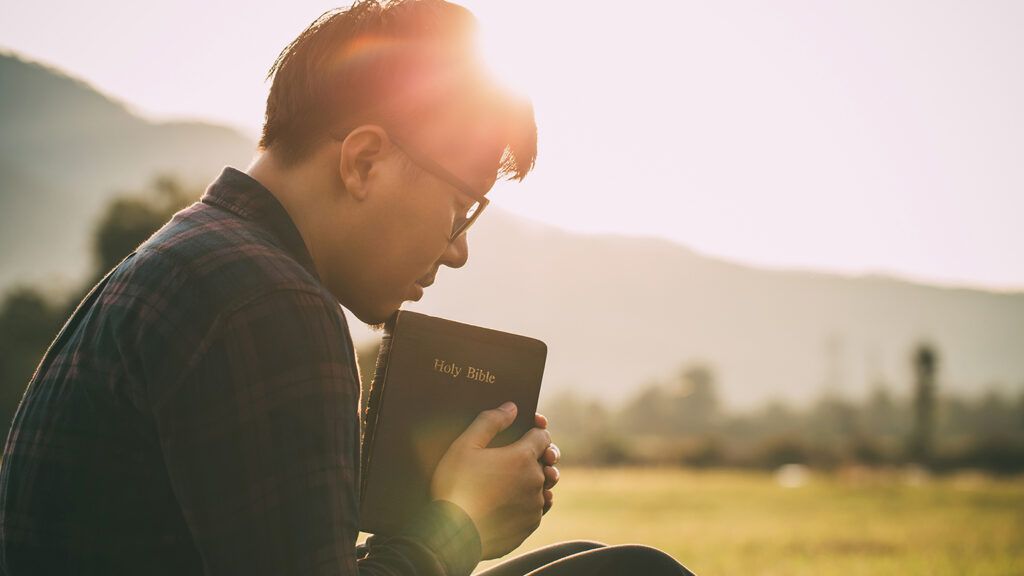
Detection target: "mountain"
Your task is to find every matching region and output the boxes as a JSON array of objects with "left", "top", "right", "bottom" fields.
[
  {"left": 396, "top": 212, "right": 1024, "bottom": 409},
  {"left": 4, "top": 51, "right": 1022, "bottom": 409},
  {"left": 0, "top": 52, "right": 255, "bottom": 288}
]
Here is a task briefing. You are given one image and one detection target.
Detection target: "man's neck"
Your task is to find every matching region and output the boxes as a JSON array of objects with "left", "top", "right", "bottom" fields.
[
  {"left": 246, "top": 151, "right": 333, "bottom": 284},
  {"left": 246, "top": 152, "right": 304, "bottom": 206}
]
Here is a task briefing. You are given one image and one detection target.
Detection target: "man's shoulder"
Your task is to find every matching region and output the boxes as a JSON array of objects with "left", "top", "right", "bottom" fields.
[
  {"left": 131, "top": 200, "right": 330, "bottom": 312},
  {"left": 97, "top": 200, "right": 350, "bottom": 402}
]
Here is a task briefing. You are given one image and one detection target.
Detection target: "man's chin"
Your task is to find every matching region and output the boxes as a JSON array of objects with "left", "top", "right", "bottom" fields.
[{"left": 351, "top": 302, "right": 402, "bottom": 330}]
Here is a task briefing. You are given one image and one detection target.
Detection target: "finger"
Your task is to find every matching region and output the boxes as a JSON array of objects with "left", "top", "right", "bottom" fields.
[
  {"left": 534, "top": 413, "right": 548, "bottom": 429},
  {"left": 513, "top": 427, "right": 552, "bottom": 460},
  {"left": 543, "top": 465, "right": 559, "bottom": 490},
  {"left": 542, "top": 489, "right": 554, "bottom": 515},
  {"left": 456, "top": 402, "right": 517, "bottom": 449},
  {"left": 541, "top": 443, "right": 560, "bottom": 466}
]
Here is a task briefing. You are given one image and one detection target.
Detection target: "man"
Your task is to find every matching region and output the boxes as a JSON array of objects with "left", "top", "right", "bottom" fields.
[{"left": 0, "top": 1, "right": 693, "bottom": 575}]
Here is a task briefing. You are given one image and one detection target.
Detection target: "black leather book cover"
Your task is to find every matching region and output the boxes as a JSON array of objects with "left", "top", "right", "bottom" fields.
[{"left": 359, "top": 310, "right": 547, "bottom": 535}]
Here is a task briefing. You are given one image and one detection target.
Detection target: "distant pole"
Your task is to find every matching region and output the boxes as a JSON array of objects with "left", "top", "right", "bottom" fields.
[
  {"left": 823, "top": 334, "right": 843, "bottom": 396},
  {"left": 908, "top": 344, "right": 938, "bottom": 464}
]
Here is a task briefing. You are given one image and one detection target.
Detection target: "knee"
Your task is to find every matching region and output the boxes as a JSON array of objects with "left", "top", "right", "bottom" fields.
[
  {"left": 560, "top": 539, "right": 608, "bottom": 553},
  {"left": 605, "top": 545, "right": 694, "bottom": 576}
]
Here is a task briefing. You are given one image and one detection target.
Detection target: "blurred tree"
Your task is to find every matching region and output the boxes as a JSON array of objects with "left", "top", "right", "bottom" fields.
[
  {"left": 849, "top": 434, "right": 888, "bottom": 466},
  {"left": 583, "top": 433, "right": 632, "bottom": 466},
  {"left": 539, "top": 390, "right": 588, "bottom": 435},
  {"left": 541, "top": 390, "right": 626, "bottom": 465},
  {"left": 863, "top": 384, "right": 904, "bottom": 438},
  {"left": 808, "top": 392, "right": 859, "bottom": 442},
  {"left": 907, "top": 343, "right": 938, "bottom": 463},
  {"left": 1018, "top": 389, "right": 1024, "bottom": 432},
  {"left": 0, "top": 175, "right": 198, "bottom": 437},
  {"left": 678, "top": 436, "right": 725, "bottom": 468},
  {"left": 940, "top": 394, "right": 972, "bottom": 440},
  {"left": 0, "top": 287, "right": 65, "bottom": 437},
  {"left": 619, "top": 381, "right": 672, "bottom": 436},
  {"left": 722, "top": 399, "right": 801, "bottom": 442},
  {"left": 974, "top": 388, "right": 1016, "bottom": 438},
  {"left": 620, "top": 362, "right": 721, "bottom": 438},
  {"left": 91, "top": 175, "right": 194, "bottom": 282},
  {"left": 669, "top": 364, "right": 719, "bottom": 436},
  {"left": 753, "top": 435, "right": 811, "bottom": 468},
  {"left": 552, "top": 391, "right": 615, "bottom": 439}
]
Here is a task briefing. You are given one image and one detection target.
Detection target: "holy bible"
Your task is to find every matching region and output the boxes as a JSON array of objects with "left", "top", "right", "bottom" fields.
[{"left": 359, "top": 310, "right": 547, "bottom": 535}]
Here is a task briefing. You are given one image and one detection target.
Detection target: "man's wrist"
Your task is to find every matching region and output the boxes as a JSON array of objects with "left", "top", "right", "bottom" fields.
[{"left": 398, "top": 499, "right": 482, "bottom": 576}]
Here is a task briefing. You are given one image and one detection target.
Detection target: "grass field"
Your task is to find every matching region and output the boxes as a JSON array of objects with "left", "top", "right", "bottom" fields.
[{"left": 476, "top": 467, "right": 1024, "bottom": 576}]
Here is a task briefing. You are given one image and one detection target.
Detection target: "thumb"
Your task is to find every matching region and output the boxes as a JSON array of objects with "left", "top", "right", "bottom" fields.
[{"left": 456, "top": 402, "right": 518, "bottom": 449}]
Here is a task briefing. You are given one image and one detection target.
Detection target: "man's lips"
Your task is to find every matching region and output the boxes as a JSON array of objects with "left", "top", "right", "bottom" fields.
[{"left": 409, "top": 276, "right": 434, "bottom": 301}]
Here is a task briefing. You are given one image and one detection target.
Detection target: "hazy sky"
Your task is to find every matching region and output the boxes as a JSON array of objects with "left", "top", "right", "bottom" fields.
[{"left": 3, "top": 0, "right": 1022, "bottom": 290}]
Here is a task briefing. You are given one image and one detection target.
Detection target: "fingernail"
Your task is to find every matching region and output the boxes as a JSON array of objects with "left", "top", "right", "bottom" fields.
[{"left": 499, "top": 402, "right": 517, "bottom": 413}]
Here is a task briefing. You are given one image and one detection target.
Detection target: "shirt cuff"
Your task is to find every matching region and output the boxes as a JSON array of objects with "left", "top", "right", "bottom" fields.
[{"left": 399, "top": 499, "right": 482, "bottom": 576}]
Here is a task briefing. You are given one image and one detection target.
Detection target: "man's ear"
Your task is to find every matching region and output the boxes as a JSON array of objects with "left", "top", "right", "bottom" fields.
[{"left": 338, "top": 125, "right": 388, "bottom": 201}]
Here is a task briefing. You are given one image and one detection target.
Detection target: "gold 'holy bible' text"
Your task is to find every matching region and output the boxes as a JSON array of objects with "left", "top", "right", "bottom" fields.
[{"left": 433, "top": 358, "right": 497, "bottom": 383}]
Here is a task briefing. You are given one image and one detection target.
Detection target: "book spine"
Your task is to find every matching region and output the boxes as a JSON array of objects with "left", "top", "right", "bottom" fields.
[{"left": 359, "top": 319, "right": 396, "bottom": 501}]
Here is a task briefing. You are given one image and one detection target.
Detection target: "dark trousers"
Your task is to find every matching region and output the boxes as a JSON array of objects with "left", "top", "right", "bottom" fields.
[{"left": 475, "top": 541, "right": 695, "bottom": 576}]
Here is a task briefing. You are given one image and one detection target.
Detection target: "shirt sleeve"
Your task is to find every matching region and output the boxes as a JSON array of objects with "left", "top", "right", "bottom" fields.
[{"left": 151, "top": 289, "right": 481, "bottom": 576}]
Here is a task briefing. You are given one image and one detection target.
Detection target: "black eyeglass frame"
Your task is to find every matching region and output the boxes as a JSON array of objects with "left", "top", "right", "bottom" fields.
[{"left": 386, "top": 133, "right": 491, "bottom": 243}]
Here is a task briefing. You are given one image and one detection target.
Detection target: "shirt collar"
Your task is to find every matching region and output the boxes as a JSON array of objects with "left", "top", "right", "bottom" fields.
[{"left": 201, "top": 167, "right": 320, "bottom": 281}]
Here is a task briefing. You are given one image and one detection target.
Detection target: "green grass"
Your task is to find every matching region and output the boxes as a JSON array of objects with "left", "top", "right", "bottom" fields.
[{"left": 476, "top": 467, "right": 1024, "bottom": 576}]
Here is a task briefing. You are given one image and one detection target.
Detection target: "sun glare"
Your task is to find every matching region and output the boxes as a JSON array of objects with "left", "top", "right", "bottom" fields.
[{"left": 472, "top": 8, "right": 541, "bottom": 102}]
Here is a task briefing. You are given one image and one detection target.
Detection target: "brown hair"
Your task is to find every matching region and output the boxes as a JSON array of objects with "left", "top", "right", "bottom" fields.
[{"left": 259, "top": 0, "right": 537, "bottom": 180}]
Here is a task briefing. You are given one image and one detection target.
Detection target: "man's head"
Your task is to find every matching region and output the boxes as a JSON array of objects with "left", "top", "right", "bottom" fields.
[{"left": 253, "top": 0, "right": 536, "bottom": 326}]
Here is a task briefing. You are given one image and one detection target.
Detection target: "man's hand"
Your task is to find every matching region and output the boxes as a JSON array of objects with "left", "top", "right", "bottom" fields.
[
  {"left": 431, "top": 402, "right": 551, "bottom": 559},
  {"left": 533, "top": 413, "right": 560, "bottom": 514}
]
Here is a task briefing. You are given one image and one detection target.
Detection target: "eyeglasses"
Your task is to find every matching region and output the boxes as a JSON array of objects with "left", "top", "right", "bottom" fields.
[{"left": 388, "top": 134, "right": 490, "bottom": 243}]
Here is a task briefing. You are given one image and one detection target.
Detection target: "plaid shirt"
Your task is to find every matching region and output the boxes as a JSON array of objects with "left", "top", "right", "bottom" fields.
[{"left": 0, "top": 167, "right": 481, "bottom": 576}]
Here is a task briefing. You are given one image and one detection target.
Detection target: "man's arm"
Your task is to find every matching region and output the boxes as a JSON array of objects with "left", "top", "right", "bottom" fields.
[{"left": 151, "top": 288, "right": 480, "bottom": 575}]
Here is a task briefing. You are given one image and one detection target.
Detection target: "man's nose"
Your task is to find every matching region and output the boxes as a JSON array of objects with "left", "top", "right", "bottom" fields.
[{"left": 439, "top": 232, "right": 469, "bottom": 269}]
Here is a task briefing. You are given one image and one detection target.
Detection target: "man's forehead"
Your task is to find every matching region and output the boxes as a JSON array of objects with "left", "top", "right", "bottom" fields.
[
  {"left": 406, "top": 123, "right": 504, "bottom": 194},
  {"left": 382, "top": 61, "right": 529, "bottom": 192}
]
